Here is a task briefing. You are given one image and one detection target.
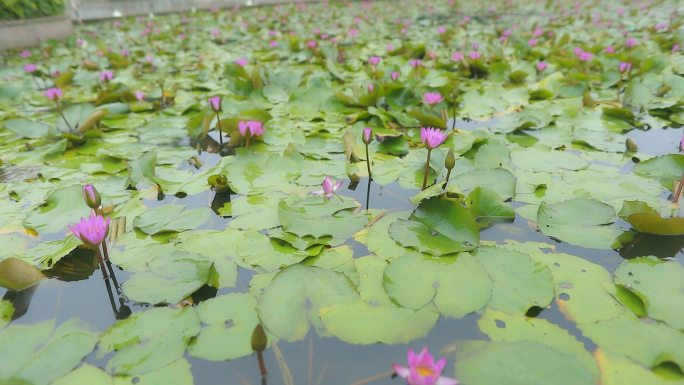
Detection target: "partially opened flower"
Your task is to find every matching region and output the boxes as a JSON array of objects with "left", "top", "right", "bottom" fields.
[
  {"left": 604, "top": 45, "right": 616, "bottom": 54},
  {"left": 420, "top": 127, "right": 447, "bottom": 149},
  {"left": 238, "top": 120, "right": 264, "bottom": 141},
  {"left": 451, "top": 52, "right": 464, "bottom": 61},
  {"left": 208, "top": 96, "right": 221, "bottom": 112},
  {"left": 423, "top": 92, "right": 444, "bottom": 106},
  {"left": 43, "top": 87, "right": 62, "bottom": 101},
  {"left": 307, "top": 40, "right": 317, "bottom": 49},
  {"left": 625, "top": 37, "right": 638, "bottom": 48},
  {"left": 527, "top": 38, "right": 538, "bottom": 47},
  {"left": 409, "top": 59, "right": 422, "bottom": 68},
  {"left": 69, "top": 210, "right": 110, "bottom": 248},
  {"left": 437, "top": 26, "right": 446, "bottom": 34},
  {"left": 391, "top": 71, "right": 399, "bottom": 81},
  {"left": 369, "top": 56, "right": 381, "bottom": 66},
  {"left": 362, "top": 127, "right": 373, "bottom": 145},
  {"left": 468, "top": 51, "right": 481, "bottom": 60},
  {"left": 392, "top": 347, "right": 458, "bottom": 385},
  {"left": 536, "top": 61, "right": 548, "bottom": 72},
  {"left": 24, "top": 63, "right": 37, "bottom": 73},
  {"left": 99, "top": 70, "right": 113, "bottom": 82},
  {"left": 578, "top": 51, "right": 593, "bottom": 61},
  {"left": 235, "top": 58, "right": 248, "bottom": 67},
  {"left": 619, "top": 61, "right": 632, "bottom": 74},
  {"left": 311, "top": 176, "right": 343, "bottom": 198},
  {"left": 134, "top": 91, "right": 145, "bottom": 101},
  {"left": 20, "top": 50, "right": 31, "bottom": 58}
]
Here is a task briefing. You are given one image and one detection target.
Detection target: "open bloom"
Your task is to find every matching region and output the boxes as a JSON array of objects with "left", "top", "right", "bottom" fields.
[
  {"left": 392, "top": 347, "right": 458, "bottom": 385},
  {"left": 437, "top": 26, "right": 446, "bottom": 34},
  {"left": 238, "top": 120, "right": 264, "bottom": 137},
  {"left": 43, "top": 87, "right": 62, "bottom": 101},
  {"left": 311, "top": 176, "right": 343, "bottom": 198},
  {"left": 619, "top": 61, "right": 632, "bottom": 74},
  {"left": 307, "top": 40, "right": 317, "bottom": 48},
  {"left": 604, "top": 45, "right": 616, "bottom": 54},
  {"left": 99, "top": 70, "right": 113, "bottom": 82},
  {"left": 208, "top": 96, "right": 221, "bottom": 112},
  {"left": 536, "top": 61, "right": 548, "bottom": 72},
  {"left": 423, "top": 92, "right": 444, "bottom": 105},
  {"left": 420, "top": 127, "right": 447, "bottom": 149},
  {"left": 69, "top": 210, "right": 110, "bottom": 248},
  {"left": 528, "top": 38, "right": 538, "bottom": 47}
]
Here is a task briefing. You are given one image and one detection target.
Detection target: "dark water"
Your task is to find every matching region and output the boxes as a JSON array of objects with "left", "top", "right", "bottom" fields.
[{"left": 2, "top": 125, "right": 683, "bottom": 385}]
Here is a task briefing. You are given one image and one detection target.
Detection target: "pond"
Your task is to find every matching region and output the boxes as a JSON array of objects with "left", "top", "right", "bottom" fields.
[{"left": 1, "top": 1, "right": 684, "bottom": 385}]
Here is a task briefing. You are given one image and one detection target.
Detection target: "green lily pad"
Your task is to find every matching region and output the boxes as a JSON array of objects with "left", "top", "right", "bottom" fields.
[
  {"left": 618, "top": 200, "right": 684, "bottom": 235},
  {"left": 257, "top": 264, "right": 358, "bottom": 342},
  {"left": 595, "top": 349, "right": 683, "bottom": 385},
  {"left": 465, "top": 187, "right": 515, "bottom": 229},
  {"left": 0, "top": 319, "right": 98, "bottom": 385},
  {"left": 3, "top": 119, "right": 54, "bottom": 139},
  {"left": 23, "top": 184, "right": 86, "bottom": 234},
  {"left": 98, "top": 307, "right": 200, "bottom": 375},
  {"left": 188, "top": 293, "right": 261, "bottom": 361},
  {"left": 614, "top": 257, "right": 684, "bottom": 330},
  {"left": 633, "top": 154, "right": 684, "bottom": 188},
  {"left": 320, "top": 256, "right": 438, "bottom": 344},
  {"left": 133, "top": 204, "right": 212, "bottom": 235},
  {"left": 537, "top": 198, "right": 622, "bottom": 249},
  {"left": 0, "top": 300, "right": 12, "bottom": 328},
  {"left": 0, "top": 257, "right": 45, "bottom": 290},
  {"left": 384, "top": 253, "right": 492, "bottom": 318}
]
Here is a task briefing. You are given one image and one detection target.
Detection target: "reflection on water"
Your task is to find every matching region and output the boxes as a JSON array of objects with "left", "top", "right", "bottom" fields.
[{"left": 1, "top": 126, "right": 682, "bottom": 385}]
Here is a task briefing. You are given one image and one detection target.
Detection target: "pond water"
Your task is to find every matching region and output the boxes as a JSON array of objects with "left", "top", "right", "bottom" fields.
[{"left": 1, "top": 1, "right": 684, "bottom": 385}]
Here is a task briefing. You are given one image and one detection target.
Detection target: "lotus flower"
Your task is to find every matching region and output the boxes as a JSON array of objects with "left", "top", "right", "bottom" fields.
[
  {"left": 69, "top": 210, "right": 110, "bottom": 248},
  {"left": 423, "top": 92, "right": 444, "bottom": 106},
  {"left": 24, "top": 63, "right": 37, "bottom": 73},
  {"left": 619, "top": 62, "right": 632, "bottom": 74},
  {"left": 536, "top": 61, "right": 548, "bottom": 72},
  {"left": 99, "top": 70, "right": 113, "bottom": 82},
  {"left": 208, "top": 96, "right": 221, "bottom": 112},
  {"left": 421, "top": 127, "right": 448, "bottom": 150},
  {"left": 43, "top": 87, "right": 62, "bottom": 101},
  {"left": 311, "top": 176, "right": 343, "bottom": 198},
  {"left": 392, "top": 347, "right": 459, "bottom": 385}
]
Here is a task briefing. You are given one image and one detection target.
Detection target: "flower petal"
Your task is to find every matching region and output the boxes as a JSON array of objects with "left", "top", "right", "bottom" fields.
[{"left": 392, "top": 364, "right": 410, "bottom": 379}]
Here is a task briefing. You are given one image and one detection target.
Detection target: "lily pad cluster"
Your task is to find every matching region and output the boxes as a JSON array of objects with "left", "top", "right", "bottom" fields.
[{"left": 0, "top": 0, "right": 683, "bottom": 384}]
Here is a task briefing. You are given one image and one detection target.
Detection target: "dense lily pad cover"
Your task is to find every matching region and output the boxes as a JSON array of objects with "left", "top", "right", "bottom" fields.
[{"left": 0, "top": 0, "right": 683, "bottom": 384}]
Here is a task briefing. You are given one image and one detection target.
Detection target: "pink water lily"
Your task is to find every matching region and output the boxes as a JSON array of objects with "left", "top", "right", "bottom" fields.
[
  {"left": 451, "top": 52, "right": 464, "bottom": 61},
  {"left": 311, "top": 176, "right": 343, "bottom": 198},
  {"left": 208, "top": 96, "right": 221, "bottom": 112},
  {"left": 43, "top": 87, "right": 62, "bottom": 101},
  {"left": 536, "top": 61, "right": 548, "bottom": 72},
  {"left": 69, "top": 210, "right": 110, "bottom": 248},
  {"left": 619, "top": 61, "right": 632, "bottom": 74},
  {"left": 20, "top": 49, "right": 31, "bottom": 58},
  {"left": 409, "top": 59, "right": 422, "bottom": 68},
  {"left": 369, "top": 56, "right": 381, "bottom": 66},
  {"left": 134, "top": 91, "right": 145, "bottom": 101},
  {"left": 24, "top": 63, "right": 37, "bottom": 73},
  {"left": 392, "top": 347, "right": 458, "bottom": 385},
  {"left": 238, "top": 120, "right": 264, "bottom": 139},
  {"left": 420, "top": 127, "right": 448, "bottom": 149},
  {"left": 423, "top": 92, "right": 444, "bottom": 106},
  {"left": 99, "top": 70, "right": 113, "bottom": 82},
  {"left": 82, "top": 184, "right": 101, "bottom": 209},
  {"left": 391, "top": 71, "right": 399, "bottom": 81},
  {"left": 363, "top": 127, "right": 373, "bottom": 145},
  {"left": 468, "top": 51, "right": 481, "bottom": 60},
  {"left": 235, "top": 58, "right": 248, "bottom": 67}
]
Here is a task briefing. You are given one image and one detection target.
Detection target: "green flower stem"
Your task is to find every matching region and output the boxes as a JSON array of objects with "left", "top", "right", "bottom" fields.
[
  {"left": 95, "top": 249, "right": 109, "bottom": 280},
  {"left": 215, "top": 112, "right": 223, "bottom": 146},
  {"left": 56, "top": 102, "right": 73, "bottom": 132},
  {"left": 444, "top": 168, "right": 452, "bottom": 190},
  {"left": 364, "top": 143, "right": 372, "bottom": 179},
  {"left": 672, "top": 171, "right": 684, "bottom": 204},
  {"left": 422, "top": 148, "right": 432, "bottom": 190}
]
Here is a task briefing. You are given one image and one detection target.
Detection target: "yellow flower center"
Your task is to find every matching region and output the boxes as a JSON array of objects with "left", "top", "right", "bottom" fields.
[{"left": 417, "top": 366, "right": 434, "bottom": 377}]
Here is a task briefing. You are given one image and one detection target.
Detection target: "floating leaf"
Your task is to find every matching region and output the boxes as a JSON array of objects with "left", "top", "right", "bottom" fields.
[
  {"left": 633, "top": 154, "right": 684, "bottom": 188},
  {"left": 0, "top": 258, "right": 45, "bottom": 291},
  {"left": 278, "top": 196, "right": 368, "bottom": 243},
  {"left": 618, "top": 200, "right": 684, "bottom": 235},
  {"left": 133, "top": 205, "right": 212, "bottom": 235}
]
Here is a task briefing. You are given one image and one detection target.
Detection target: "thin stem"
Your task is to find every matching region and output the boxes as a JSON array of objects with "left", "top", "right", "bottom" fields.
[
  {"left": 422, "top": 148, "right": 432, "bottom": 190},
  {"left": 451, "top": 103, "right": 457, "bottom": 130},
  {"left": 257, "top": 351, "right": 268, "bottom": 377},
  {"left": 95, "top": 248, "right": 109, "bottom": 279},
  {"left": 617, "top": 77, "right": 622, "bottom": 104},
  {"left": 672, "top": 172, "right": 684, "bottom": 204},
  {"left": 444, "top": 168, "right": 452, "bottom": 190},
  {"left": 215, "top": 112, "right": 223, "bottom": 146},
  {"left": 103, "top": 276, "right": 118, "bottom": 316},
  {"left": 365, "top": 177, "right": 371, "bottom": 210},
  {"left": 56, "top": 102, "right": 73, "bottom": 132},
  {"left": 364, "top": 144, "right": 372, "bottom": 179},
  {"left": 31, "top": 77, "right": 42, "bottom": 90}
]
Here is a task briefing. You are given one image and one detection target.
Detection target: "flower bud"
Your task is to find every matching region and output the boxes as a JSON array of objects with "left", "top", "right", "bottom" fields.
[
  {"left": 625, "top": 138, "right": 638, "bottom": 152},
  {"left": 445, "top": 148, "right": 456, "bottom": 170},
  {"left": 82, "top": 184, "right": 101, "bottom": 209},
  {"left": 251, "top": 324, "right": 267, "bottom": 352},
  {"left": 362, "top": 127, "right": 373, "bottom": 145}
]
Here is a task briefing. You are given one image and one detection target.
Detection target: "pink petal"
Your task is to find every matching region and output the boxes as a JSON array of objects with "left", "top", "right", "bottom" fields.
[
  {"left": 392, "top": 364, "right": 410, "bottom": 379},
  {"left": 435, "top": 376, "right": 459, "bottom": 385}
]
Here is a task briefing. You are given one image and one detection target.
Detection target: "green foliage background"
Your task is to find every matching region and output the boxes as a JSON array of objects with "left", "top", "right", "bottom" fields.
[{"left": 0, "top": 0, "right": 64, "bottom": 21}]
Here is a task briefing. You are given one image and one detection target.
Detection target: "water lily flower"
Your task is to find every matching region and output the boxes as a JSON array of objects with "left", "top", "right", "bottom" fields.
[
  {"left": 348, "top": 28, "right": 359, "bottom": 38},
  {"left": 437, "top": 26, "right": 446, "bottom": 34},
  {"left": 208, "top": 96, "right": 221, "bottom": 112},
  {"left": 20, "top": 50, "right": 31, "bottom": 58},
  {"left": 409, "top": 59, "right": 422, "bottom": 68},
  {"left": 367, "top": 83, "right": 374, "bottom": 93},
  {"left": 369, "top": 56, "right": 381, "bottom": 66},
  {"left": 134, "top": 91, "right": 145, "bottom": 101},
  {"left": 23, "top": 63, "right": 37, "bottom": 73},
  {"left": 235, "top": 58, "right": 248, "bottom": 67},
  {"left": 391, "top": 71, "right": 399, "bottom": 81},
  {"left": 451, "top": 52, "right": 464, "bottom": 61},
  {"left": 527, "top": 38, "right": 538, "bottom": 47},
  {"left": 573, "top": 47, "right": 583, "bottom": 56},
  {"left": 619, "top": 61, "right": 632, "bottom": 74},
  {"left": 386, "top": 43, "right": 395, "bottom": 52},
  {"left": 211, "top": 28, "right": 220, "bottom": 37},
  {"left": 99, "top": 70, "right": 113, "bottom": 82},
  {"left": 625, "top": 37, "right": 638, "bottom": 48},
  {"left": 532, "top": 27, "right": 543, "bottom": 37},
  {"left": 270, "top": 40, "right": 279, "bottom": 47},
  {"left": 43, "top": 87, "right": 62, "bottom": 101},
  {"left": 392, "top": 347, "right": 459, "bottom": 385},
  {"left": 578, "top": 51, "right": 593, "bottom": 61},
  {"left": 363, "top": 127, "right": 373, "bottom": 177},
  {"left": 82, "top": 184, "right": 101, "bottom": 209},
  {"left": 471, "top": 42, "right": 480, "bottom": 50},
  {"left": 672, "top": 44, "right": 680, "bottom": 52},
  {"left": 536, "top": 61, "right": 548, "bottom": 72},
  {"left": 604, "top": 46, "right": 616, "bottom": 54},
  {"left": 238, "top": 120, "right": 264, "bottom": 146},
  {"left": 468, "top": 51, "right": 481, "bottom": 60},
  {"left": 307, "top": 40, "right": 317, "bottom": 49},
  {"left": 311, "top": 176, "right": 343, "bottom": 198},
  {"left": 423, "top": 92, "right": 444, "bottom": 106},
  {"left": 69, "top": 210, "right": 110, "bottom": 248},
  {"left": 421, "top": 127, "right": 447, "bottom": 150}
]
